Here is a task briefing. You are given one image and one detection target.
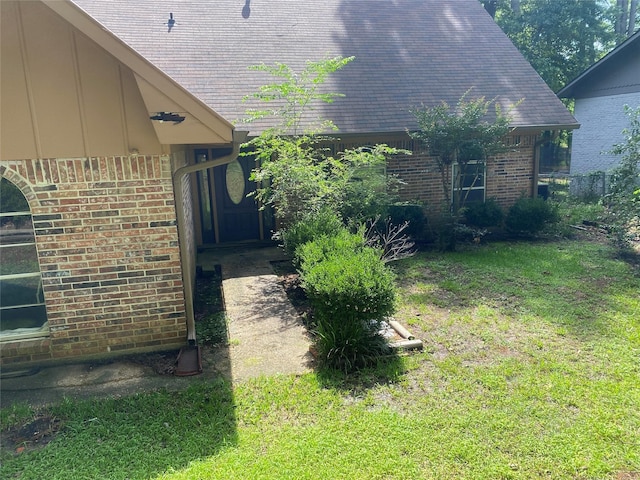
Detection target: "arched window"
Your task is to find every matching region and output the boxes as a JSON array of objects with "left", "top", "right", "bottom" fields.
[{"left": 0, "top": 177, "right": 48, "bottom": 340}]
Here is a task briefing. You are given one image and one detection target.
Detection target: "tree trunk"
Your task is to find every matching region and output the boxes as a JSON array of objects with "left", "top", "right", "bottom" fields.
[
  {"left": 629, "top": 0, "right": 638, "bottom": 35},
  {"left": 616, "top": 0, "right": 630, "bottom": 36},
  {"left": 510, "top": 0, "right": 521, "bottom": 15}
]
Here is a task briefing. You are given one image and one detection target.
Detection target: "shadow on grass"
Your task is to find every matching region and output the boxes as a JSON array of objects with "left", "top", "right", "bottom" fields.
[
  {"left": 0, "top": 265, "right": 238, "bottom": 480},
  {"left": 0, "top": 379, "right": 238, "bottom": 479},
  {"left": 315, "top": 353, "right": 407, "bottom": 393}
]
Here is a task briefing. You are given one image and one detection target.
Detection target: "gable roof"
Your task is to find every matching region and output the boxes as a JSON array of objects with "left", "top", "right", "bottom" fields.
[
  {"left": 558, "top": 30, "right": 640, "bottom": 99},
  {"left": 71, "top": 0, "right": 578, "bottom": 136},
  {"left": 42, "top": 0, "right": 234, "bottom": 145}
]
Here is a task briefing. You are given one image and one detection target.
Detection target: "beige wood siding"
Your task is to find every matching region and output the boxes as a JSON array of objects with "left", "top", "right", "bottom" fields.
[{"left": 1, "top": 1, "right": 161, "bottom": 161}]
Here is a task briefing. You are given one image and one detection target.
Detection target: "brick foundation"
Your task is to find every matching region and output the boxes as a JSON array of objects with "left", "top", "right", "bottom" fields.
[{"left": 1, "top": 156, "right": 187, "bottom": 368}]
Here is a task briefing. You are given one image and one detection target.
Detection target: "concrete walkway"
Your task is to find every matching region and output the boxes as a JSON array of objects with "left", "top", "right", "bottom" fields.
[
  {"left": 1, "top": 245, "right": 312, "bottom": 407},
  {"left": 199, "top": 244, "right": 313, "bottom": 383}
]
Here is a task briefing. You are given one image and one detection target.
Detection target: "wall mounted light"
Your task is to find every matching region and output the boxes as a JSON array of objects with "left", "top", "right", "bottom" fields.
[{"left": 150, "top": 112, "right": 186, "bottom": 124}]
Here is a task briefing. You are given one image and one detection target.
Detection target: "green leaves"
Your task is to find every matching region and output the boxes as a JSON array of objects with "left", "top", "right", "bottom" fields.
[
  {"left": 242, "top": 56, "right": 408, "bottom": 228},
  {"left": 493, "top": 0, "right": 616, "bottom": 92},
  {"left": 409, "top": 92, "right": 514, "bottom": 212},
  {"left": 505, "top": 196, "right": 559, "bottom": 235},
  {"left": 242, "top": 56, "right": 354, "bottom": 136},
  {"left": 410, "top": 92, "right": 512, "bottom": 165},
  {"left": 605, "top": 105, "right": 640, "bottom": 250},
  {"left": 298, "top": 230, "right": 397, "bottom": 372}
]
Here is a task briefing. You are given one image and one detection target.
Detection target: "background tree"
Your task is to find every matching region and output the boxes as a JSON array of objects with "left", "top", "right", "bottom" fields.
[
  {"left": 481, "top": 0, "right": 639, "bottom": 93},
  {"left": 482, "top": 0, "right": 615, "bottom": 93},
  {"left": 614, "top": 0, "right": 638, "bottom": 40}
]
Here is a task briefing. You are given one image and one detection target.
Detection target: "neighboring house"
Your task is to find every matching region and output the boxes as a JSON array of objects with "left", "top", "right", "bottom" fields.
[
  {"left": 1, "top": 0, "right": 577, "bottom": 368},
  {"left": 558, "top": 30, "right": 640, "bottom": 193}
]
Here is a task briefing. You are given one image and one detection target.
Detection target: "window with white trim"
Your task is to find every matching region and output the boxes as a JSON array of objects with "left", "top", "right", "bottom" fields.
[
  {"left": 452, "top": 161, "right": 486, "bottom": 205},
  {"left": 0, "top": 177, "right": 48, "bottom": 341}
]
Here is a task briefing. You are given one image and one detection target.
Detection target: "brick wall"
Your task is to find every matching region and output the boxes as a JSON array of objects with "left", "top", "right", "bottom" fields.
[
  {"left": 341, "top": 133, "right": 537, "bottom": 212},
  {"left": 486, "top": 135, "right": 537, "bottom": 207},
  {"left": 0, "top": 156, "right": 187, "bottom": 367}
]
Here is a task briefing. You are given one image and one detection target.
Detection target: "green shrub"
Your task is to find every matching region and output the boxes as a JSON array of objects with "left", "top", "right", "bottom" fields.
[
  {"left": 300, "top": 246, "right": 396, "bottom": 372},
  {"left": 339, "top": 165, "right": 393, "bottom": 224},
  {"left": 387, "top": 204, "right": 427, "bottom": 239},
  {"left": 280, "top": 209, "right": 344, "bottom": 259},
  {"left": 505, "top": 197, "right": 559, "bottom": 235},
  {"left": 314, "top": 315, "right": 391, "bottom": 372},
  {"left": 604, "top": 105, "right": 640, "bottom": 250},
  {"left": 462, "top": 198, "right": 504, "bottom": 228},
  {"left": 295, "top": 227, "right": 365, "bottom": 268}
]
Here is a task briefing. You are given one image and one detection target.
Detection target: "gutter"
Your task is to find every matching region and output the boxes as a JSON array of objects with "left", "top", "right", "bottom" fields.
[
  {"left": 511, "top": 124, "right": 580, "bottom": 132},
  {"left": 173, "top": 130, "right": 249, "bottom": 345}
]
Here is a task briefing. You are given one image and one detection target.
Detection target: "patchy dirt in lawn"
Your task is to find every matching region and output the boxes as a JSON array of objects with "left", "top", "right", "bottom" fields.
[
  {"left": 1, "top": 414, "right": 62, "bottom": 456},
  {"left": 126, "top": 351, "right": 179, "bottom": 375}
]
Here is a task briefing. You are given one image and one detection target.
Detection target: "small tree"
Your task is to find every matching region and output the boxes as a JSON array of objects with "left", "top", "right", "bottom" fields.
[
  {"left": 242, "top": 56, "right": 354, "bottom": 136},
  {"left": 240, "top": 58, "right": 413, "bottom": 372},
  {"left": 240, "top": 56, "right": 352, "bottom": 225},
  {"left": 409, "top": 92, "right": 514, "bottom": 215},
  {"left": 605, "top": 105, "right": 640, "bottom": 250},
  {"left": 241, "top": 56, "right": 407, "bottom": 227}
]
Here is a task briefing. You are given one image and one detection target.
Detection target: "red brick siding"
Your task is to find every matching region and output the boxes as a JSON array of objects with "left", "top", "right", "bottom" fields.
[
  {"left": 0, "top": 156, "right": 187, "bottom": 367},
  {"left": 335, "top": 134, "right": 537, "bottom": 212},
  {"left": 486, "top": 135, "right": 537, "bottom": 207}
]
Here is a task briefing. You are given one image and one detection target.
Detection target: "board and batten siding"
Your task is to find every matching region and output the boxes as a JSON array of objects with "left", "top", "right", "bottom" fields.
[{"left": 0, "top": 0, "right": 162, "bottom": 161}]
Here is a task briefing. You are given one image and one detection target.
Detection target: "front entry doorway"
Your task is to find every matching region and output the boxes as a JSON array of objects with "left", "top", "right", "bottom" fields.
[{"left": 194, "top": 148, "right": 271, "bottom": 244}]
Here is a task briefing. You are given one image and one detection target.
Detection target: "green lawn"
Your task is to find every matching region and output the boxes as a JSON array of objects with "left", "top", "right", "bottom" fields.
[{"left": 1, "top": 239, "right": 639, "bottom": 480}]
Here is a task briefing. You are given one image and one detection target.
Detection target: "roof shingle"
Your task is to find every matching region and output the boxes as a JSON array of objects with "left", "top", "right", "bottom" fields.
[{"left": 71, "top": 0, "right": 578, "bottom": 136}]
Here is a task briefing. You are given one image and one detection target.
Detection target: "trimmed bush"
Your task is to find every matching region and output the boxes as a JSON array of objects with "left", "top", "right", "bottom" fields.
[
  {"left": 295, "top": 227, "right": 365, "bottom": 269},
  {"left": 505, "top": 197, "right": 559, "bottom": 235},
  {"left": 301, "top": 247, "right": 395, "bottom": 323},
  {"left": 280, "top": 209, "right": 344, "bottom": 259},
  {"left": 300, "top": 244, "right": 396, "bottom": 372},
  {"left": 462, "top": 198, "right": 504, "bottom": 228},
  {"left": 388, "top": 204, "right": 427, "bottom": 239}
]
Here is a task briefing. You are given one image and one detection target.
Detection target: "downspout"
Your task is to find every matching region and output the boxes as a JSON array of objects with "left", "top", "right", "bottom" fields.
[{"left": 173, "top": 130, "right": 249, "bottom": 345}]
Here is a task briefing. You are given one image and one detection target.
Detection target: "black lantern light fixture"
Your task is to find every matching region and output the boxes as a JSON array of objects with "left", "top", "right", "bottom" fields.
[{"left": 150, "top": 112, "right": 186, "bottom": 124}]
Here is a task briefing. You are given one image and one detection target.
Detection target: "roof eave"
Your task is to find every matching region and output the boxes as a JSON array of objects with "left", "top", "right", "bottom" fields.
[{"left": 558, "top": 30, "right": 640, "bottom": 98}]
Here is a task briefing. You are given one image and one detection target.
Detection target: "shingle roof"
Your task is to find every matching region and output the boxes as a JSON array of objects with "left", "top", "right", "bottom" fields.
[{"left": 71, "top": 0, "right": 578, "bottom": 136}]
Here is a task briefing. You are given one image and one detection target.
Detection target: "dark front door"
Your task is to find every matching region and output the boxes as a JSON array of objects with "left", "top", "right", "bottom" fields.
[
  {"left": 195, "top": 149, "right": 272, "bottom": 244},
  {"left": 213, "top": 155, "right": 261, "bottom": 243}
]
